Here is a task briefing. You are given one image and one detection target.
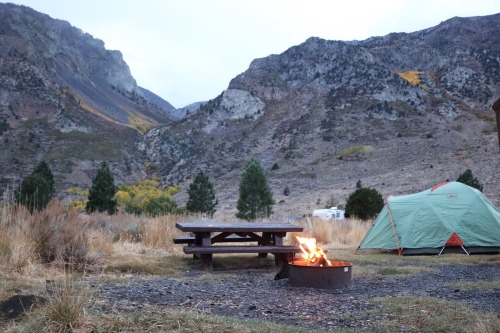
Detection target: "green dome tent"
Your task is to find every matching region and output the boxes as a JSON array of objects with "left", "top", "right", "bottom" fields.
[{"left": 357, "top": 182, "right": 500, "bottom": 255}]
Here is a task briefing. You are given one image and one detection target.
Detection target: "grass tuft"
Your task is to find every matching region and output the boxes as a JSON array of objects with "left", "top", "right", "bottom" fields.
[{"left": 44, "top": 274, "right": 92, "bottom": 332}]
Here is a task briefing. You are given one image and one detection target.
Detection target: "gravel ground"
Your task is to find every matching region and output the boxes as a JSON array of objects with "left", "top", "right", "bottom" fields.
[{"left": 98, "top": 262, "right": 500, "bottom": 330}]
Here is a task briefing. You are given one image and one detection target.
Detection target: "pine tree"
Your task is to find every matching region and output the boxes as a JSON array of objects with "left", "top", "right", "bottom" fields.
[
  {"left": 15, "top": 173, "right": 51, "bottom": 213},
  {"left": 33, "top": 161, "right": 55, "bottom": 197},
  {"left": 186, "top": 171, "right": 217, "bottom": 217},
  {"left": 236, "top": 158, "right": 275, "bottom": 221},
  {"left": 456, "top": 169, "right": 483, "bottom": 192},
  {"left": 86, "top": 161, "right": 117, "bottom": 214},
  {"left": 15, "top": 160, "right": 55, "bottom": 212}
]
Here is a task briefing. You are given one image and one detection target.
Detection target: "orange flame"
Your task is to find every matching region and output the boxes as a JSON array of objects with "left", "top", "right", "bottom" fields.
[{"left": 295, "top": 236, "right": 332, "bottom": 267}]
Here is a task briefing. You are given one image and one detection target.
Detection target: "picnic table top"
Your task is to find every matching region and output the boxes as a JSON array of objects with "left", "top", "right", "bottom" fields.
[{"left": 175, "top": 221, "right": 303, "bottom": 233}]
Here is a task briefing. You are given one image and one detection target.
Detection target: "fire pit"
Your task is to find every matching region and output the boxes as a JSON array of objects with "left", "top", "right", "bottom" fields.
[
  {"left": 287, "top": 236, "right": 352, "bottom": 290},
  {"left": 289, "top": 259, "right": 352, "bottom": 289}
]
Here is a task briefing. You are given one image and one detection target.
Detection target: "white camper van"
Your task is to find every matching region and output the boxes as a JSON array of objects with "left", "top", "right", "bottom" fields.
[{"left": 312, "top": 207, "right": 345, "bottom": 220}]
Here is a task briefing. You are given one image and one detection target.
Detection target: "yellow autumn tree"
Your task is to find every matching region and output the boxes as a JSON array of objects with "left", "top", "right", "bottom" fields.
[{"left": 115, "top": 179, "right": 181, "bottom": 216}]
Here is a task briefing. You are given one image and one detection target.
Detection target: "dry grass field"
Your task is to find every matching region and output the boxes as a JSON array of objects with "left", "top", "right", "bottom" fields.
[{"left": 0, "top": 199, "right": 499, "bottom": 332}]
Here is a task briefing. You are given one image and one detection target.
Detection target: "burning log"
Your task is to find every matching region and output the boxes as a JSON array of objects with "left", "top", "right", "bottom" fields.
[{"left": 295, "top": 236, "right": 332, "bottom": 267}]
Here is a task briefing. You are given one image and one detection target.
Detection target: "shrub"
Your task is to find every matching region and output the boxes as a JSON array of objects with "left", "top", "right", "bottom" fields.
[
  {"left": 345, "top": 187, "right": 384, "bottom": 220},
  {"left": 115, "top": 179, "right": 180, "bottom": 216},
  {"left": 144, "top": 195, "right": 179, "bottom": 217},
  {"left": 32, "top": 201, "right": 92, "bottom": 266},
  {"left": 338, "top": 145, "right": 373, "bottom": 157},
  {"left": 457, "top": 169, "right": 483, "bottom": 192},
  {"left": 283, "top": 186, "right": 290, "bottom": 196}
]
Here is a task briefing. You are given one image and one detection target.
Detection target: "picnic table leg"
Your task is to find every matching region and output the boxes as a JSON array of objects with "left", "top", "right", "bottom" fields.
[
  {"left": 193, "top": 233, "right": 204, "bottom": 260},
  {"left": 273, "top": 233, "right": 291, "bottom": 266},
  {"left": 199, "top": 232, "right": 213, "bottom": 270},
  {"left": 258, "top": 232, "right": 272, "bottom": 258},
  {"left": 201, "top": 254, "right": 213, "bottom": 270},
  {"left": 273, "top": 232, "right": 286, "bottom": 246}
]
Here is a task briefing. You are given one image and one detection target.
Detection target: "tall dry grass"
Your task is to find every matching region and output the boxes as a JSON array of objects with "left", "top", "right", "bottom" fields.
[
  {"left": 0, "top": 197, "right": 187, "bottom": 271},
  {"left": 90, "top": 212, "right": 183, "bottom": 251},
  {"left": 0, "top": 197, "right": 186, "bottom": 331},
  {"left": 1, "top": 194, "right": 370, "bottom": 274},
  {"left": 288, "top": 216, "right": 371, "bottom": 248}
]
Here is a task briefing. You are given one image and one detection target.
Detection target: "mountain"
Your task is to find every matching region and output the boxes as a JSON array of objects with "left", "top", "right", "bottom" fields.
[
  {"left": 0, "top": 3, "right": 177, "bottom": 192},
  {"left": 1, "top": 3, "right": 498, "bottom": 218},
  {"left": 145, "top": 14, "right": 500, "bottom": 217}
]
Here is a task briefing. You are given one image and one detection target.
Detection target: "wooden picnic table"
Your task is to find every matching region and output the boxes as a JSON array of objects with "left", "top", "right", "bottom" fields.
[{"left": 175, "top": 221, "right": 304, "bottom": 270}]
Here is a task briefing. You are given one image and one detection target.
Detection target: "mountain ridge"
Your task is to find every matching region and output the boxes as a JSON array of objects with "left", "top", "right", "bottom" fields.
[
  {"left": 145, "top": 13, "right": 500, "bottom": 217},
  {"left": 0, "top": 3, "right": 176, "bottom": 192},
  {"left": 0, "top": 4, "right": 498, "bottom": 219}
]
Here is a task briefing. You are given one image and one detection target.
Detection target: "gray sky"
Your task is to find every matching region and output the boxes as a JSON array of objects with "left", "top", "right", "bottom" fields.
[{"left": 6, "top": 1, "right": 500, "bottom": 108}]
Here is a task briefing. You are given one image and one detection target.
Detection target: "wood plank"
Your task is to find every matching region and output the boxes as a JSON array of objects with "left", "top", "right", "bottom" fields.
[
  {"left": 183, "top": 245, "right": 301, "bottom": 254},
  {"left": 176, "top": 222, "right": 303, "bottom": 233},
  {"left": 173, "top": 235, "right": 254, "bottom": 244}
]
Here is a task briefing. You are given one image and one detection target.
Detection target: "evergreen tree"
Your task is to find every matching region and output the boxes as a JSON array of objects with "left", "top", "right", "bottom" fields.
[
  {"left": 15, "top": 160, "right": 55, "bottom": 212},
  {"left": 15, "top": 173, "right": 51, "bottom": 213},
  {"left": 236, "top": 158, "right": 275, "bottom": 220},
  {"left": 33, "top": 161, "right": 55, "bottom": 197},
  {"left": 86, "top": 161, "right": 117, "bottom": 214},
  {"left": 186, "top": 171, "right": 217, "bottom": 217},
  {"left": 456, "top": 169, "right": 483, "bottom": 192},
  {"left": 345, "top": 187, "right": 384, "bottom": 220}
]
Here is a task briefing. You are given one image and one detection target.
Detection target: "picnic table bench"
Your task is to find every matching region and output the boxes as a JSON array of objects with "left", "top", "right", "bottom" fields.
[{"left": 174, "top": 221, "right": 304, "bottom": 270}]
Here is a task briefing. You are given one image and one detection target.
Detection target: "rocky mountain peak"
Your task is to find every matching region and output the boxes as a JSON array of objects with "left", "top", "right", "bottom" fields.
[
  {"left": 0, "top": 4, "right": 137, "bottom": 94},
  {"left": 0, "top": 3, "right": 176, "bottom": 193},
  {"left": 146, "top": 13, "right": 500, "bottom": 217}
]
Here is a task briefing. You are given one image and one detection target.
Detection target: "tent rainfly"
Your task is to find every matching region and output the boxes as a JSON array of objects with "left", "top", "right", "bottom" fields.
[{"left": 357, "top": 182, "right": 500, "bottom": 255}]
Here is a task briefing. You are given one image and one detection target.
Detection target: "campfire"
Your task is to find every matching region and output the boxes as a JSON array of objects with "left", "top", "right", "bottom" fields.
[
  {"left": 287, "top": 236, "right": 352, "bottom": 289},
  {"left": 295, "top": 236, "right": 332, "bottom": 267}
]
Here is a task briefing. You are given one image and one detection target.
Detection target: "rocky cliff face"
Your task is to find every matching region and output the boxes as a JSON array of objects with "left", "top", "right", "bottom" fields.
[
  {"left": 0, "top": 4, "right": 175, "bottom": 192},
  {"left": 146, "top": 13, "right": 500, "bottom": 217},
  {"left": 1, "top": 3, "right": 498, "bottom": 218}
]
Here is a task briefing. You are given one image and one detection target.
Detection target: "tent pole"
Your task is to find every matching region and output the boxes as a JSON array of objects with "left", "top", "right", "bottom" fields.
[
  {"left": 438, "top": 246, "right": 445, "bottom": 255},
  {"left": 461, "top": 246, "right": 470, "bottom": 255},
  {"left": 386, "top": 200, "right": 402, "bottom": 256}
]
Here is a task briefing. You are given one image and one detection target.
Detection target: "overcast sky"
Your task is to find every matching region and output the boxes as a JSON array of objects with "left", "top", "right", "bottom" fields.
[{"left": 6, "top": 1, "right": 500, "bottom": 108}]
